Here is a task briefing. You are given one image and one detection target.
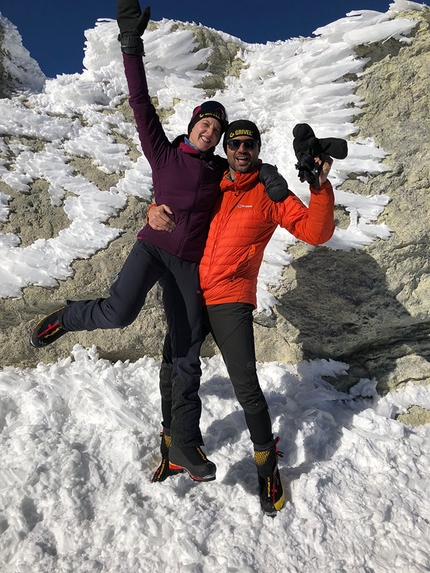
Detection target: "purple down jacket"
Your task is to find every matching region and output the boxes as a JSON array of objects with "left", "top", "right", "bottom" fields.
[{"left": 123, "top": 54, "right": 226, "bottom": 262}]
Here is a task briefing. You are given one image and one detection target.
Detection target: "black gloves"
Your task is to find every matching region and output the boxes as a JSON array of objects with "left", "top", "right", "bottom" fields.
[
  {"left": 293, "top": 123, "right": 348, "bottom": 189},
  {"left": 259, "top": 163, "right": 291, "bottom": 203},
  {"left": 117, "top": 0, "right": 151, "bottom": 56}
]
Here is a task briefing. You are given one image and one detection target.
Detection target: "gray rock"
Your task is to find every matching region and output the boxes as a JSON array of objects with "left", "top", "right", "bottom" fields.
[{"left": 252, "top": 9, "right": 430, "bottom": 393}]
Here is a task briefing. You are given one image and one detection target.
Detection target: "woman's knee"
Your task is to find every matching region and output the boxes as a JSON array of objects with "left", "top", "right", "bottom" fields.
[{"left": 101, "top": 302, "right": 140, "bottom": 328}]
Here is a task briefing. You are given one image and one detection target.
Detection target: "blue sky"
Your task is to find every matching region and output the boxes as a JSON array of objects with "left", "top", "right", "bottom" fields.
[{"left": 1, "top": 1, "right": 428, "bottom": 78}]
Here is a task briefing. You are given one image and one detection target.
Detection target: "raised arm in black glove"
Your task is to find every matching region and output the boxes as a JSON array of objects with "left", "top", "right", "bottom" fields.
[
  {"left": 259, "top": 163, "right": 291, "bottom": 202},
  {"left": 117, "top": 0, "right": 151, "bottom": 55}
]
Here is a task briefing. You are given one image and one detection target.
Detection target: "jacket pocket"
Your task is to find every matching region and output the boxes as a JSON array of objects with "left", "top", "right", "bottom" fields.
[{"left": 231, "top": 245, "right": 256, "bottom": 281}]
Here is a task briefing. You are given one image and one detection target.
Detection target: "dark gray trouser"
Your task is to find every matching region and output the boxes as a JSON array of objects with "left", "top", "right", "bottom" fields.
[
  {"left": 159, "top": 302, "right": 273, "bottom": 446},
  {"left": 61, "top": 240, "right": 204, "bottom": 446}
]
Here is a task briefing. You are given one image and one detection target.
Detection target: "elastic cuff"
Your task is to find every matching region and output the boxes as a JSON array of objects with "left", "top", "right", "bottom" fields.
[
  {"left": 162, "top": 424, "right": 171, "bottom": 436},
  {"left": 146, "top": 202, "right": 157, "bottom": 223},
  {"left": 253, "top": 436, "right": 275, "bottom": 452}
]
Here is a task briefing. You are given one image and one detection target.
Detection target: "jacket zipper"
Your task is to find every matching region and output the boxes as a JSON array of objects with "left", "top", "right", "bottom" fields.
[
  {"left": 204, "top": 182, "right": 243, "bottom": 289},
  {"left": 176, "top": 157, "right": 205, "bottom": 256}
]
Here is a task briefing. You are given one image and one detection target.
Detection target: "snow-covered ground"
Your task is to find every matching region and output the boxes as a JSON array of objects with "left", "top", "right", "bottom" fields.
[
  {"left": 0, "top": 1, "right": 429, "bottom": 571},
  {"left": 1, "top": 350, "right": 430, "bottom": 572}
]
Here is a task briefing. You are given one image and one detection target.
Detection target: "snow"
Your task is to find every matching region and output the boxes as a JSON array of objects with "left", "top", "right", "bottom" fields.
[
  {"left": 1, "top": 349, "right": 429, "bottom": 572},
  {"left": 0, "top": 2, "right": 429, "bottom": 571}
]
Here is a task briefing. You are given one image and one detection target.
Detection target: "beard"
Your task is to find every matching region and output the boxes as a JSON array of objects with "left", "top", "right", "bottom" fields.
[{"left": 228, "top": 153, "right": 259, "bottom": 173}]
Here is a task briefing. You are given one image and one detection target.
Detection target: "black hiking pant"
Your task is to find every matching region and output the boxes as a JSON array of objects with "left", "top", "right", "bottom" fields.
[
  {"left": 61, "top": 239, "right": 204, "bottom": 446},
  {"left": 159, "top": 302, "right": 273, "bottom": 447}
]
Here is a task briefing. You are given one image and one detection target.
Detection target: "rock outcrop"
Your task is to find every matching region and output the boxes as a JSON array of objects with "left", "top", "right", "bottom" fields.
[{"left": 254, "top": 8, "right": 430, "bottom": 393}]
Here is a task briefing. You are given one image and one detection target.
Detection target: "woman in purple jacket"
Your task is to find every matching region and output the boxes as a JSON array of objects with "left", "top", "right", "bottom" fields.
[
  {"left": 30, "top": 3, "right": 226, "bottom": 481},
  {"left": 30, "top": 1, "right": 288, "bottom": 483}
]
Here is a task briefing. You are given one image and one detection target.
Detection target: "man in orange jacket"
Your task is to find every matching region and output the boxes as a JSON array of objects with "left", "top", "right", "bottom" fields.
[{"left": 148, "top": 119, "right": 335, "bottom": 516}]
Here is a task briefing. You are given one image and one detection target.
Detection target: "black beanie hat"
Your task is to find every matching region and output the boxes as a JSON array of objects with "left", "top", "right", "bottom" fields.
[
  {"left": 223, "top": 120, "right": 261, "bottom": 151},
  {"left": 187, "top": 101, "right": 228, "bottom": 135}
]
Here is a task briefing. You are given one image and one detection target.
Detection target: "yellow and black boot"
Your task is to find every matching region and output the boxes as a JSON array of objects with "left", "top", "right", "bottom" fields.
[
  {"left": 254, "top": 437, "right": 285, "bottom": 516},
  {"left": 151, "top": 429, "right": 183, "bottom": 482}
]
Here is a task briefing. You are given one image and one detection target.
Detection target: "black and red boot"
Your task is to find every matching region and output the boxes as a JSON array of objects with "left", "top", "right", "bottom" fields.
[
  {"left": 30, "top": 307, "right": 68, "bottom": 348},
  {"left": 169, "top": 445, "right": 216, "bottom": 482},
  {"left": 151, "top": 429, "right": 184, "bottom": 482}
]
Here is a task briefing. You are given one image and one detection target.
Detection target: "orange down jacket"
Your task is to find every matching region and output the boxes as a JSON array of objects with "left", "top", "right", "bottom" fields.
[{"left": 199, "top": 167, "right": 335, "bottom": 308}]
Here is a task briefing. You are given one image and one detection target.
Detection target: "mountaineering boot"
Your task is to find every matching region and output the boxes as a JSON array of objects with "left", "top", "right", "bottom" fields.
[
  {"left": 30, "top": 307, "right": 68, "bottom": 348},
  {"left": 151, "top": 429, "right": 184, "bottom": 482},
  {"left": 254, "top": 437, "right": 285, "bottom": 516},
  {"left": 169, "top": 445, "right": 216, "bottom": 482}
]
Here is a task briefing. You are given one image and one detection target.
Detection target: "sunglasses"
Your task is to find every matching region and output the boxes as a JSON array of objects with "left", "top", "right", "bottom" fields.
[{"left": 226, "top": 139, "right": 258, "bottom": 151}]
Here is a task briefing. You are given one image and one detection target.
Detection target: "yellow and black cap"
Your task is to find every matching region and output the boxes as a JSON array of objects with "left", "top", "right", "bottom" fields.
[
  {"left": 223, "top": 120, "right": 261, "bottom": 151},
  {"left": 187, "top": 101, "right": 229, "bottom": 134}
]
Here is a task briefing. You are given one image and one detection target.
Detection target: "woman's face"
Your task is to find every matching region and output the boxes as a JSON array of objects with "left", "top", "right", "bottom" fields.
[{"left": 188, "top": 117, "right": 222, "bottom": 152}]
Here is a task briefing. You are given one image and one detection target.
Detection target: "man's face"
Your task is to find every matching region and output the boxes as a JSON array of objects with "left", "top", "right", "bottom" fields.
[{"left": 226, "top": 137, "right": 260, "bottom": 174}]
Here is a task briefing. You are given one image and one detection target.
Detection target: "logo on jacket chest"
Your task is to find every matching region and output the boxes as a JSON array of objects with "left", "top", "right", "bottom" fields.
[{"left": 237, "top": 204, "right": 253, "bottom": 208}]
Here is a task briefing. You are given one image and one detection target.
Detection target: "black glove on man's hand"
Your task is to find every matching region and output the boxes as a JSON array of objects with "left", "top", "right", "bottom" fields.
[
  {"left": 117, "top": 0, "right": 150, "bottom": 56},
  {"left": 293, "top": 123, "right": 348, "bottom": 160},
  {"left": 259, "top": 163, "right": 291, "bottom": 203},
  {"left": 293, "top": 123, "right": 347, "bottom": 190}
]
